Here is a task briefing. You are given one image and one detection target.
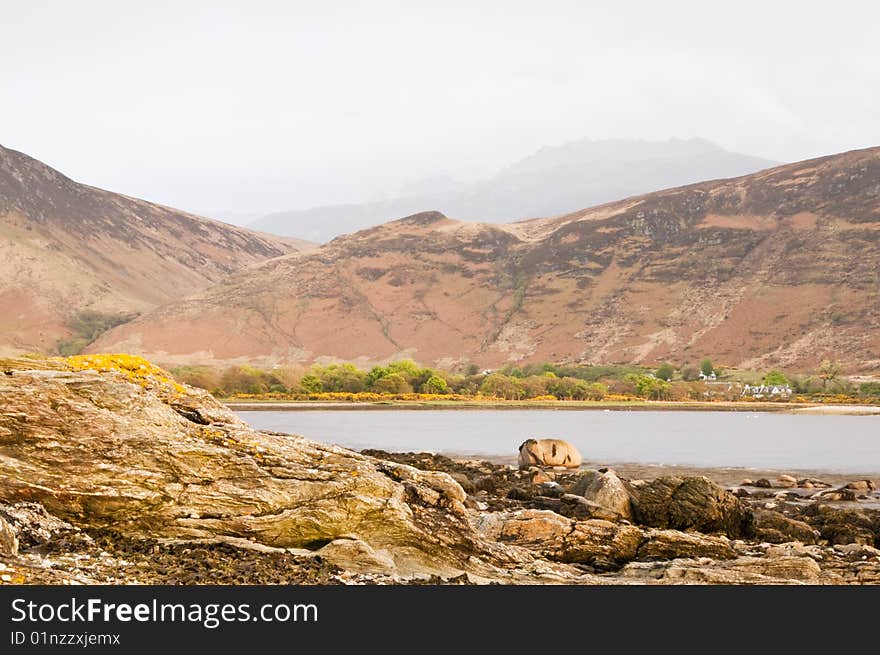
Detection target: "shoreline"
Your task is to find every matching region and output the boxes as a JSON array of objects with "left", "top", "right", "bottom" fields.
[
  {"left": 225, "top": 399, "right": 880, "bottom": 415},
  {"left": 458, "top": 454, "right": 880, "bottom": 490}
]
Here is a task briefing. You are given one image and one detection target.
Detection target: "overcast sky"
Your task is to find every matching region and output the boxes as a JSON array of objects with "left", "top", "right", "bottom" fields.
[{"left": 3, "top": 1, "right": 878, "bottom": 221}]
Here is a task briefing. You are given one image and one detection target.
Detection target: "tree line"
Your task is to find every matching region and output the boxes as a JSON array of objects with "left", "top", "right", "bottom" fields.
[{"left": 169, "top": 358, "right": 880, "bottom": 401}]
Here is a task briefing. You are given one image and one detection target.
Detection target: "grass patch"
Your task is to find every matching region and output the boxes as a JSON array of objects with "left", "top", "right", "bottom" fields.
[{"left": 56, "top": 310, "right": 138, "bottom": 355}]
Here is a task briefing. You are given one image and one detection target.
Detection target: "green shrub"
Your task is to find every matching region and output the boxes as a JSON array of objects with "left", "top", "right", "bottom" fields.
[
  {"left": 480, "top": 373, "right": 524, "bottom": 399},
  {"left": 859, "top": 382, "right": 880, "bottom": 397},
  {"left": 763, "top": 370, "right": 789, "bottom": 386},
  {"left": 421, "top": 375, "right": 449, "bottom": 394},
  {"left": 655, "top": 363, "right": 675, "bottom": 381}
]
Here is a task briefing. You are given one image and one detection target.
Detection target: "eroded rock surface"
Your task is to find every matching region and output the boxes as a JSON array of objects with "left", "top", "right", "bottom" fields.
[
  {"left": 0, "top": 358, "right": 545, "bottom": 580},
  {"left": 630, "top": 476, "right": 754, "bottom": 538}
]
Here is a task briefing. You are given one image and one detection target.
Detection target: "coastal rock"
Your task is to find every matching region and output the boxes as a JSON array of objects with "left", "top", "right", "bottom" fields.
[
  {"left": 620, "top": 555, "right": 821, "bottom": 583},
  {"left": 754, "top": 479, "right": 772, "bottom": 488},
  {"left": 832, "top": 543, "right": 880, "bottom": 561},
  {"left": 0, "top": 502, "right": 77, "bottom": 548},
  {"left": 800, "top": 504, "right": 879, "bottom": 546},
  {"left": 529, "top": 468, "right": 554, "bottom": 485},
  {"left": 636, "top": 530, "right": 736, "bottom": 560},
  {"left": 315, "top": 537, "right": 398, "bottom": 575},
  {"left": 557, "top": 520, "right": 643, "bottom": 567},
  {"left": 630, "top": 476, "right": 754, "bottom": 538},
  {"left": 491, "top": 509, "right": 571, "bottom": 549},
  {"left": 518, "top": 439, "right": 582, "bottom": 469},
  {"left": 567, "top": 470, "right": 602, "bottom": 496},
  {"left": 753, "top": 509, "right": 820, "bottom": 545},
  {"left": 0, "top": 516, "right": 18, "bottom": 557},
  {"left": 557, "top": 494, "right": 626, "bottom": 522},
  {"left": 450, "top": 473, "right": 476, "bottom": 495},
  {"left": 536, "top": 481, "right": 564, "bottom": 498},
  {"left": 777, "top": 475, "right": 797, "bottom": 488},
  {"left": 729, "top": 556, "right": 822, "bottom": 581},
  {"left": 577, "top": 471, "right": 633, "bottom": 521},
  {"left": 764, "top": 543, "right": 825, "bottom": 560},
  {"left": 476, "top": 510, "right": 642, "bottom": 568},
  {"left": 0, "top": 359, "right": 530, "bottom": 578},
  {"left": 671, "top": 556, "right": 821, "bottom": 583},
  {"left": 798, "top": 478, "right": 831, "bottom": 489},
  {"left": 811, "top": 488, "right": 858, "bottom": 502},
  {"left": 844, "top": 480, "right": 876, "bottom": 492}
]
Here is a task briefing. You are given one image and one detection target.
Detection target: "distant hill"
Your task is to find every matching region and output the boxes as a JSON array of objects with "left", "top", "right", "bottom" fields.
[
  {"left": 250, "top": 137, "right": 780, "bottom": 242},
  {"left": 94, "top": 146, "right": 880, "bottom": 374},
  {"left": 0, "top": 144, "right": 308, "bottom": 355}
]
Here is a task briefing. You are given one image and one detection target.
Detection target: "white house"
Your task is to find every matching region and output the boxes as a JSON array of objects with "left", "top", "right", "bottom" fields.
[{"left": 743, "top": 383, "right": 792, "bottom": 398}]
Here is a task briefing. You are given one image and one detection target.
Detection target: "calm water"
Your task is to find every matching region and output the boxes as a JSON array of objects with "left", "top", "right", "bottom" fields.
[{"left": 235, "top": 410, "right": 880, "bottom": 475}]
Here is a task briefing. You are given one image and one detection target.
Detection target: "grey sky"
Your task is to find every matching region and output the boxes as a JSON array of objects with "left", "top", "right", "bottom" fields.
[{"left": 3, "top": 0, "right": 878, "bottom": 220}]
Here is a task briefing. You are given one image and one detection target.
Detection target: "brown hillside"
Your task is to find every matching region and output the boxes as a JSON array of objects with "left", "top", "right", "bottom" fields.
[
  {"left": 0, "top": 144, "right": 308, "bottom": 354},
  {"left": 92, "top": 147, "right": 880, "bottom": 373}
]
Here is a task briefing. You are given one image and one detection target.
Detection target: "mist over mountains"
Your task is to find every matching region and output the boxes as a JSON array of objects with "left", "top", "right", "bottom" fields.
[{"left": 249, "top": 137, "right": 780, "bottom": 242}]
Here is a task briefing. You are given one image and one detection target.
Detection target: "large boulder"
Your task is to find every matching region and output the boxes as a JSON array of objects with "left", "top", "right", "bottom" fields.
[
  {"left": 575, "top": 471, "right": 633, "bottom": 521},
  {"left": 475, "top": 510, "right": 642, "bottom": 568},
  {"left": 568, "top": 470, "right": 602, "bottom": 496},
  {"left": 479, "top": 509, "right": 571, "bottom": 549},
  {"left": 557, "top": 520, "right": 643, "bottom": 567},
  {"left": 843, "top": 480, "right": 876, "bottom": 492},
  {"left": 753, "top": 509, "right": 820, "bottom": 545},
  {"left": 0, "top": 357, "right": 538, "bottom": 578},
  {"left": 630, "top": 476, "right": 754, "bottom": 538},
  {"left": 799, "top": 504, "right": 879, "bottom": 546}
]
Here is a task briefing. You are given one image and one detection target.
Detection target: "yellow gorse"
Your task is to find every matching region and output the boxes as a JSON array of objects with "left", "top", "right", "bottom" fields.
[{"left": 66, "top": 354, "right": 186, "bottom": 394}]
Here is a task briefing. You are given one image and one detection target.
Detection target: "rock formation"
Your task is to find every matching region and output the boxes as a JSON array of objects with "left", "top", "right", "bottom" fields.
[{"left": 0, "top": 355, "right": 533, "bottom": 579}]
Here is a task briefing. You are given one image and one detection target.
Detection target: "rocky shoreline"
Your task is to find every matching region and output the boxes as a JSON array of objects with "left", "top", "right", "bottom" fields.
[
  {"left": 361, "top": 450, "right": 880, "bottom": 583},
  {"left": 1, "top": 356, "right": 878, "bottom": 585}
]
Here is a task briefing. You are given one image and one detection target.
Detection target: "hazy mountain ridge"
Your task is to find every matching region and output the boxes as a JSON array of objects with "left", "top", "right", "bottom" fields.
[
  {"left": 250, "top": 138, "right": 780, "bottom": 242},
  {"left": 93, "top": 146, "right": 880, "bottom": 373}
]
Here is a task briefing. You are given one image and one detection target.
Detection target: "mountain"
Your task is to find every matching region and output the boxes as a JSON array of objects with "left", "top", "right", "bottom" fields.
[
  {"left": 0, "top": 144, "right": 309, "bottom": 355},
  {"left": 92, "top": 146, "right": 880, "bottom": 374},
  {"left": 250, "top": 138, "right": 780, "bottom": 242}
]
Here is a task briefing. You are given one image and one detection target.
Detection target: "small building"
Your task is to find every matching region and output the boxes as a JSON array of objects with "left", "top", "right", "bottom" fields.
[
  {"left": 698, "top": 371, "right": 717, "bottom": 381},
  {"left": 743, "top": 383, "right": 792, "bottom": 398}
]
